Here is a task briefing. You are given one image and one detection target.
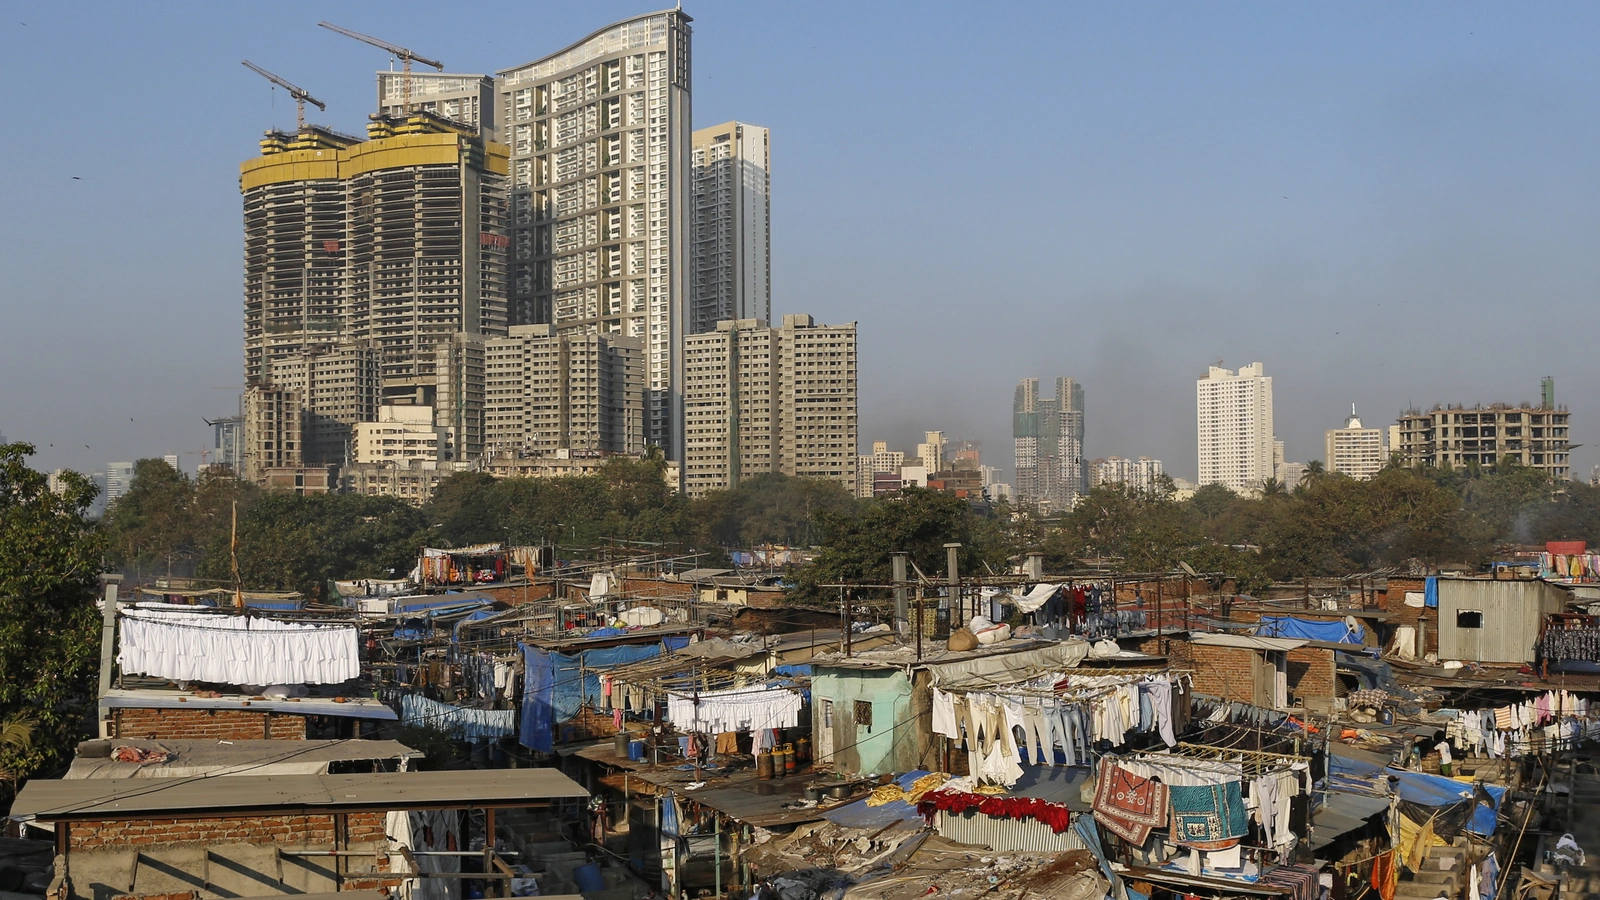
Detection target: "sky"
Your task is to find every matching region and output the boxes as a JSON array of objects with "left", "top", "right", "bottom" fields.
[{"left": 3, "top": 2, "right": 1599, "bottom": 484}]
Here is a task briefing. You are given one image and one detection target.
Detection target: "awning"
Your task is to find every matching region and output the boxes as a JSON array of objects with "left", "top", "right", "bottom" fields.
[
  {"left": 926, "top": 640, "right": 1092, "bottom": 689},
  {"left": 1189, "top": 633, "right": 1309, "bottom": 652}
]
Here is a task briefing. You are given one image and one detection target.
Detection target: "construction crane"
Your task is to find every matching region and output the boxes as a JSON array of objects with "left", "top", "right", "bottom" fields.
[
  {"left": 241, "top": 60, "right": 326, "bottom": 130},
  {"left": 318, "top": 21, "right": 442, "bottom": 112}
]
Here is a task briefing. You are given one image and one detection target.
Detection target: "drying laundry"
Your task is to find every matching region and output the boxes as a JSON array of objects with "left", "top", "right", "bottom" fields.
[
  {"left": 117, "top": 608, "right": 360, "bottom": 685},
  {"left": 401, "top": 694, "right": 515, "bottom": 741},
  {"left": 665, "top": 684, "right": 804, "bottom": 733},
  {"left": 1167, "top": 782, "right": 1248, "bottom": 847},
  {"left": 1092, "top": 760, "right": 1169, "bottom": 845}
]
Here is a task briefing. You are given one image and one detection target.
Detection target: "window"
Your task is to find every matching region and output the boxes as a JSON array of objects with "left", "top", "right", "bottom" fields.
[
  {"left": 854, "top": 700, "right": 873, "bottom": 732},
  {"left": 1457, "top": 611, "right": 1483, "bottom": 629}
]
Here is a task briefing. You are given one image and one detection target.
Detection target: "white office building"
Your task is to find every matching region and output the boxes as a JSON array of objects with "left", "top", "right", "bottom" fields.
[
  {"left": 1325, "top": 406, "right": 1386, "bottom": 481},
  {"left": 1197, "top": 362, "right": 1276, "bottom": 494}
]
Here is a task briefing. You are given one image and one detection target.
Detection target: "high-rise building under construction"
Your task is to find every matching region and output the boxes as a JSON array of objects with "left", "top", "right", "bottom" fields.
[
  {"left": 239, "top": 112, "right": 509, "bottom": 403},
  {"left": 1013, "top": 377, "right": 1086, "bottom": 512},
  {"left": 495, "top": 9, "right": 693, "bottom": 457}
]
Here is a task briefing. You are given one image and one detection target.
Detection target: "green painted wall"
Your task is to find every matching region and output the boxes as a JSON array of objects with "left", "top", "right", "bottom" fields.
[{"left": 811, "top": 666, "right": 918, "bottom": 776}]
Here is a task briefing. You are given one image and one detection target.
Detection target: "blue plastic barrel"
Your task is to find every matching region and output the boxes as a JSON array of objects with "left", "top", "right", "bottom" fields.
[
  {"left": 574, "top": 863, "right": 604, "bottom": 892},
  {"left": 629, "top": 739, "right": 645, "bottom": 761}
]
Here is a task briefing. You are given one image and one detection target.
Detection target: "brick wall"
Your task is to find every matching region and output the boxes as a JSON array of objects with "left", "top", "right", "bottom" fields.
[
  {"left": 1383, "top": 577, "right": 1437, "bottom": 655},
  {"left": 111, "top": 707, "right": 307, "bottom": 741},
  {"left": 1187, "top": 644, "right": 1260, "bottom": 705},
  {"left": 1285, "top": 647, "right": 1336, "bottom": 712},
  {"left": 71, "top": 812, "right": 387, "bottom": 852}
]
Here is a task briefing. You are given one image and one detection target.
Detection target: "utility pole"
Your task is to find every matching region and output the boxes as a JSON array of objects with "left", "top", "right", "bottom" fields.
[{"left": 892, "top": 553, "right": 909, "bottom": 637}]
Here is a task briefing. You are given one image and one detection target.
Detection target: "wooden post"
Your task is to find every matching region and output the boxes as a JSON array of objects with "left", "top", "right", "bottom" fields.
[{"left": 485, "top": 807, "right": 498, "bottom": 898}]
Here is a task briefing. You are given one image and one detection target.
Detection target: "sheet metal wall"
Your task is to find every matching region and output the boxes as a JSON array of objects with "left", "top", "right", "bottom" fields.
[
  {"left": 1437, "top": 579, "right": 1566, "bottom": 664},
  {"left": 935, "top": 809, "right": 1087, "bottom": 852}
]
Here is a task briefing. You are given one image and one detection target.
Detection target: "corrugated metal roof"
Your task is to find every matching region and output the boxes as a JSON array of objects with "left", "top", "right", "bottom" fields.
[
  {"left": 66, "top": 739, "right": 420, "bottom": 779},
  {"left": 101, "top": 688, "right": 398, "bottom": 720},
  {"left": 13, "top": 768, "right": 588, "bottom": 821}
]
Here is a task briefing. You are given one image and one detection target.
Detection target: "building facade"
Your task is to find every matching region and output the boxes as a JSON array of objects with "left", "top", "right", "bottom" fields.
[
  {"left": 856, "top": 440, "right": 906, "bottom": 499},
  {"left": 267, "top": 343, "right": 381, "bottom": 467},
  {"left": 496, "top": 10, "right": 693, "bottom": 457},
  {"left": 377, "top": 72, "right": 496, "bottom": 138},
  {"left": 1197, "top": 362, "right": 1275, "bottom": 494},
  {"left": 104, "top": 462, "right": 135, "bottom": 507},
  {"left": 240, "top": 113, "right": 509, "bottom": 402},
  {"left": 352, "top": 406, "right": 450, "bottom": 465},
  {"left": 484, "top": 324, "right": 645, "bottom": 457},
  {"left": 1090, "top": 456, "right": 1165, "bottom": 494},
  {"left": 1325, "top": 406, "right": 1386, "bottom": 480},
  {"left": 917, "top": 431, "right": 946, "bottom": 476},
  {"left": 1395, "top": 403, "right": 1571, "bottom": 477},
  {"left": 690, "top": 121, "right": 769, "bottom": 334},
  {"left": 682, "top": 315, "right": 856, "bottom": 497},
  {"left": 242, "top": 385, "right": 304, "bottom": 483},
  {"left": 1013, "top": 378, "right": 1086, "bottom": 512}
]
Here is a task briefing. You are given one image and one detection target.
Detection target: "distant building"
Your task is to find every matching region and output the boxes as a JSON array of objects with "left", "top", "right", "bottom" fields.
[
  {"left": 484, "top": 325, "right": 645, "bottom": 458},
  {"left": 917, "top": 431, "right": 947, "bottom": 476},
  {"left": 1197, "top": 362, "right": 1275, "bottom": 494},
  {"left": 691, "top": 122, "right": 770, "bottom": 334},
  {"left": 988, "top": 482, "right": 1013, "bottom": 501},
  {"left": 681, "top": 315, "right": 857, "bottom": 497},
  {"left": 1090, "top": 456, "right": 1165, "bottom": 493},
  {"left": 268, "top": 343, "right": 381, "bottom": 467},
  {"left": 899, "top": 464, "right": 928, "bottom": 489},
  {"left": 206, "top": 410, "right": 245, "bottom": 474},
  {"left": 856, "top": 440, "right": 906, "bottom": 499},
  {"left": 434, "top": 333, "right": 487, "bottom": 462},
  {"left": 352, "top": 406, "right": 450, "bottom": 465},
  {"left": 242, "top": 385, "right": 303, "bottom": 484},
  {"left": 105, "top": 462, "right": 135, "bottom": 507},
  {"left": 344, "top": 459, "right": 470, "bottom": 504},
  {"left": 1013, "top": 377, "right": 1086, "bottom": 512},
  {"left": 1325, "top": 405, "right": 1386, "bottom": 480},
  {"left": 1396, "top": 394, "right": 1571, "bottom": 477},
  {"left": 162, "top": 455, "right": 180, "bottom": 474}
]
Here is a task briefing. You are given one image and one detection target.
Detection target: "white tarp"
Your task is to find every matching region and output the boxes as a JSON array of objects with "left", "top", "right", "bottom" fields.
[
  {"left": 1010, "top": 583, "right": 1064, "bottom": 613},
  {"left": 117, "top": 609, "right": 360, "bottom": 685}
]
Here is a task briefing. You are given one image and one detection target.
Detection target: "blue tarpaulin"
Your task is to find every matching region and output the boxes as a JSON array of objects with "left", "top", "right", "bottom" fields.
[
  {"left": 1425, "top": 577, "right": 1439, "bottom": 608},
  {"left": 772, "top": 664, "right": 812, "bottom": 677},
  {"left": 1390, "top": 769, "right": 1505, "bottom": 836},
  {"left": 662, "top": 635, "right": 691, "bottom": 651},
  {"left": 822, "top": 770, "right": 930, "bottom": 828},
  {"left": 520, "top": 641, "right": 662, "bottom": 751},
  {"left": 1255, "top": 615, "right": 1365, "bottom": 644},
  {"left": 396, "top": 594, "right": 493, "bottom": 613}
]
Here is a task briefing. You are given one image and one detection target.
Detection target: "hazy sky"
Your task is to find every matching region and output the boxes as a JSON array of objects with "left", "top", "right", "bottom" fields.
[{"left": 3, "top": 3, "right": 1598, "bottom": 484}]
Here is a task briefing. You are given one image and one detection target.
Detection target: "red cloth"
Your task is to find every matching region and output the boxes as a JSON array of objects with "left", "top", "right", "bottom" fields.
[
  {"left": 1091, "top": 761, "right": 1168, "bottom": 845},
  {"left": 916, "top": 790, "right": 1075, "bottom": 834}
]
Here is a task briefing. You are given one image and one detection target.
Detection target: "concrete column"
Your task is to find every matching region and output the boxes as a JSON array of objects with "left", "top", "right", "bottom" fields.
[
  {"left": 945, "top": 543, "right": 961, "bottom": 630},
  {"left": 1025, "top": 552, "right": 1044, "bottom": 580},
  {"left": 97, "top": 574, "right": 123, "bottom": 739},
  {"left": 891, "top": 553, "right": 909, "bottom": 635}
]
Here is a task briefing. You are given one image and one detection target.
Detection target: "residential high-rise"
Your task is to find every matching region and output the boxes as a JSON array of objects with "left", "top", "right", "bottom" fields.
[
  {"left": 690, "top": 121, "right": 769, "bottom": 334},
  {"left": 1395, "top": 385, "right": 1571, "bottom": 478},
  {"left": 1325, "top": 405, "right": 1386, "bottom": 480},
  {"left": 856, "top": 440, "right": 905, "bottom": 498},
  {"left": 1013, "top": 378, "right": 1086, "bottom": 512},
  {"left": 496, "top": 10, "right": 694, "bottom": 457},
  {"left": 104, "top": 462, "right": 135, "bottom": 507},
  {"left": 353, "top": 406, "right": 450, "bottom": 465},
  {"left": 682, "top": 315, "right": 856, "bottom": 497},
  {"left": 268, "top": 343, "right": 381, "bottom": 467},
  {"left": 484, "top": 324, "right": 645, "bottom": 457},
  {"left": 1090, "top": 456, "right": 1165, "bottom": 493},
  {"left": 240, "top": 112, "right": 508, "bottom": 401},
  {"left": 434, "top": 333, "right": 487, "bottom": 462},
  {"left": 377, "top": 72, "right": 496, "bottom": 138},
  {"left": 1196, "top": 362, "right": 1275, "bottom": 494},
  {"left": 918, "top": 431, "right": 946, "bottom": 475},
  {"left": 242, "top": 385, "right": 304, "bottom": 483},
  {"left": 206, "top": 407, "right": 245, "bottom": 474}
]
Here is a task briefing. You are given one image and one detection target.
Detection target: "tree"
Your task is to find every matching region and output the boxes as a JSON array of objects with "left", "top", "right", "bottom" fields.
[
  {"left": 692, "top": 473, "right": 857, "bottom": 549},
  {"left": 0, "top": 444, "right": 103, "bottom": 807}
]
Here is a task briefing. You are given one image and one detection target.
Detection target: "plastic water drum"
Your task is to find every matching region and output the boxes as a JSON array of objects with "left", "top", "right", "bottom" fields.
[
  {"left": 573, "top": 863, "right": 604, "bottom": 893},
  {"left": 628, "top": 740, "right": 645, "bottom": 761}
]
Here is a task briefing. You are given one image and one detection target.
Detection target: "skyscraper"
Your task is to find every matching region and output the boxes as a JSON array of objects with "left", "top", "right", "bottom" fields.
[
  {"left": 1325, "top": 405, "right": 1385, "bottom": 480},
  {"left": 268, "top": 343, "right": 381, "bottom": 467},
  {"left": 1013, "top": 378, "right": 1086, "bottom": 512},
  {"left": 682, "top": 315, "right": 856, "bottom": 497},
  {"left": 690, "top": 121, "right": 770, "bottom": 334},
  {"left": 105, "top": 462, "right": 135, "bottom": 507},
  {"left": 1196, "top": 362, "right": 1275, "bottom": 494},
  {"left": 496, "top": 10, "right": 694, "bottom": 457},
  {"left": 240, "top": 112, "right": 508, "bottom": 400}
]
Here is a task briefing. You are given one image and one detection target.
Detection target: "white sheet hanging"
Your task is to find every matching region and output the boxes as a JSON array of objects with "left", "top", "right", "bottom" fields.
[
  {"left": 116, "top": 609, "right": 360, "bottom": 685},
  {"left": 1011, "top": 583, "right": 1064, "bottom": 613},
  {"left": 666, "top": 685, "right": 804, "bottom": 733}
]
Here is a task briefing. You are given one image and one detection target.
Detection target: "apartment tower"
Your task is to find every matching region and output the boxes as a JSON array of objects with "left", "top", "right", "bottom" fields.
[
  {"left": 1013, "top": 377, "right": 1086, "bottom": 512},
  {"left": 682, "top": 315, "right": 857, "bottom": 497},
  {"left": 484, "top": 324, "right": 645, "bottom": 457},
  {"left": 1197, "top": 362, "right": 1275, "bottom": 494},
  {"left": 690, "top": 121, "right": 770, "bottom": 334},
  {"left": 1395, "top": 380, "right": 1571, "bottom": 477},
  {"left": 377, "top": 72, "right": 496, "bottom": 139},
  {"left": 1325, "top": 406, "right": 1386, "bottom": 480},
  {"left": 496, "top": 10, "right": 693, "bottom": 458}
]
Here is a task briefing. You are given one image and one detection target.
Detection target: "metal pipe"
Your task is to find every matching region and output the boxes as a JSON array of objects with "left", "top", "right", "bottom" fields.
[{"left": 714, "top": 814, "right": 722, "bottom": 899}]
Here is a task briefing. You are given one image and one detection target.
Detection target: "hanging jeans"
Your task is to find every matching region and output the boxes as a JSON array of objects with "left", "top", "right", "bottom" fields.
[{"left": 1019, "top": 705, "right": 1052, "bottom": 765}]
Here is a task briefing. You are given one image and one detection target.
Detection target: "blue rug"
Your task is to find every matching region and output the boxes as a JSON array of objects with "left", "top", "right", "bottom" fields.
[{"left": 1167, "top": 782, "right": 1247, "bottom": 845}]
